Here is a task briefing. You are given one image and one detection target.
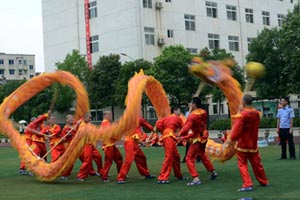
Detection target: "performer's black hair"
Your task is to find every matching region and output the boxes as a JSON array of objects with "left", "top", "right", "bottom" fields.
[
  {"left": 171, "top": 107, "right": 179, "bottom": 114},
  {"left": 243, "top": 94, "right": 253, "bottom": 105},
  {"left": 192, "top": 97, "right": 202, "bottom": 108}
]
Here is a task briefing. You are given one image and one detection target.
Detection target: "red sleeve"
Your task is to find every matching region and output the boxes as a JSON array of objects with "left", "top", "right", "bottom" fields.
[
  {"left": 177, "top": 116, "right": 184, "bottom": 129},
  {"left": 52, "top": 125, "right": 61, "bottom": 136},
  {"left": 101, "top": 120, "right": 111, "bottom": 128},
  {"left": 61, "top": 126, "right": 70, "bottom": 137},
  {"left": 31, "top": 114, "right": 48, "bottom": 128},
  {"left": 41, "top": 125, "right": 49, "bottom": 134},
  {"left": 155, "top": 118, "right": 164, "bottom": 133},
  {"left": 140, "top": 118, "right": 154, "bottom": 131},
  {"left": 230, "top": 114, "right": 244, "bottom": 141},
  {"left": 180, "top": 115, "right": 193, "bottom": 136}
]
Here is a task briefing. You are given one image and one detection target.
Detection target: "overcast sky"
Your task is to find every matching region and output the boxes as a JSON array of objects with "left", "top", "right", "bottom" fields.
[{"left": 0, "top": 0, "right": 44, "bottom": 72}]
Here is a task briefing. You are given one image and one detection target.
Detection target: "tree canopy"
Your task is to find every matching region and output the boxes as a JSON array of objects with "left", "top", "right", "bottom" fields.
[
  {"left": 88, "top": 54, "right": 121, "bottom": 109},
  {"left": 247, "top": 3, "right": 300, "bottom": 98},
  {"left": 150, "top": 45, "right": 198, "bottom": 106},
  {"left": 54, "top": 50, "right": 90, "bottom": 112},
  {"left": 114, "top": 59, "right": 152, "bottom": 107}
]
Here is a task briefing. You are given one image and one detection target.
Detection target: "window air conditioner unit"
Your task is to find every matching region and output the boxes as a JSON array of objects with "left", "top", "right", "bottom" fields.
[
  {"left": 157, "top": 37, "right": 165, "bottom": 46},
  {"left": 155, "top": 1, "right": 163, "bottom": 9}
]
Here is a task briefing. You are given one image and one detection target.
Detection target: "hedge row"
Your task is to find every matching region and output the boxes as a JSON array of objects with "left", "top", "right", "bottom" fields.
[{"left": 209, "top": 117, "right": 300, "bottom": 130}]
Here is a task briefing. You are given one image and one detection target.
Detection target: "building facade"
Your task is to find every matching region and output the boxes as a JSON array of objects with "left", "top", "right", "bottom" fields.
[
  {"left": 0, "top": 53, "right": 36, "bottom": 83},
  {"left": 42, "top": 0, "right": 296, "bottom": 72}
]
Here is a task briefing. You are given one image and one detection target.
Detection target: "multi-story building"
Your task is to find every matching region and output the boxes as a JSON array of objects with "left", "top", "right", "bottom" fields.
[
  {"left": 0, "top": 53, "right": 36, "bottom": 84},
  {"left": 42, "top": 0, "right": 296, "bottom": 72},
  {"left": 42, "top": 0, "right": 297, "bottom": 119}
]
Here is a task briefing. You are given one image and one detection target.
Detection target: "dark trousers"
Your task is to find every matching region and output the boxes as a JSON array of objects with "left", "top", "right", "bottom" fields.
[{"left": 279, "top": 128, "right": 295, "bottom": 159}]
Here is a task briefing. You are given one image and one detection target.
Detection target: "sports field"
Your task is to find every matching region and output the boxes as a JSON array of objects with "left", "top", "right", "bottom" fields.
[{"left": 0, "top": 145, "right": 299, "bottom": 200}]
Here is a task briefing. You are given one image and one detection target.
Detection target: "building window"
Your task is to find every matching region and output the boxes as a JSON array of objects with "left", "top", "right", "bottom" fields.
[
  {"left": 29, "top": 65, "right": 34, "bottom": 70},
  {"left": 226, "top": 5, "right": 237, "bottom": 21},
  {"left": 187, "top": 48, "right": 198, "bottom": 54},
  {"left": 90, "top": 35, "right": 99, "bottom": 53},
  {"left": 88, "top": 1, "right": 97, "bottom": 19},
  {"left": 0, "top": 69, "right": 4, "bottom": 75},
  {"left": 262, "top": 11, "right": 270, "bottom": 26},
  {"left": 144, "top": 27, "right": 155, "bottom": 45},
  {"left": 167, "top": 29, "right": 174, "bottom": 38},
  {"left": 245, "top": 8, "right": 254, "bottom": 23},
  {"left": 143, "top": 0, "right": 152, "bottom": 8},
  {"left": 147, "top": 106, "right": 156, "bottom": 119},
  {"left": 9, "top": 60, "right": 14, "bottom": 65},
  {"left": 0, "top": 60, "right": 3, "bottom": 65},
  {"left": 184, "top": 14, "right": 196, "bottom": 31},
  {"left": 247, "top": 37, "right": 254, "bottom": 50},
  {"left": 206, "top": 1, "right": 217, "bottom": 18},
  {"left": 18, "top": 59, "right": 22, "bottom": 64},
  {"left": 228, "top": 36, "right": 239, "bottom": 51},
  {"left": 9, "top": 69, "right": 15, "bottom": 75},
  {"left": 19, "top": 69, "right": 23, "bottom": 75},
  {"left": 278, "top": 14, "right": 284, "bottom": 27},
  {"left": 291, "top": 0, "right": 293, "bottom": 3},
  {"left": 30, "top": 75, "right": 34, "bottom": 79},
  {"left": 165, "top": 0, "right": 171, "bottom": 2},
  {"left": 208, "top": 33, "right": 220, "bottom": 49},
  {"left": 213, "top": 104, "right": 217, "bottom": 114},
  {"left": 220, "top": 103, "right": 224, "bottom": 113}
]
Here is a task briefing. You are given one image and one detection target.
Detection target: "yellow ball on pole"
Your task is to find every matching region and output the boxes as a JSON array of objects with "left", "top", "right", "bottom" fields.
[{"left": 245, "top": 62, "right": 266, "bottom": 78}]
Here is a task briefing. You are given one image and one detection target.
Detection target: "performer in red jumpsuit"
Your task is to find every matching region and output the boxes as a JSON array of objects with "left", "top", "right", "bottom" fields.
[
  {"left": 60, "top": 114, "right": 79, "bottom": 179},
  {"left": 19, "top": 117, "right": 35, "bottom": 175},
  {"left": 226, "top": 94, "right": 269, "bottom": 192},
  {"left": 30, "top": 113, "right": 49, "bottom": 161},
  {"left": 42, "top": 115, "right": 62, "bottom": 163},
  {"left": 76, "top": 113, "right": 94, "bottom": 181},
  {"left": 156, "top": 107, "right": 184, "bottom": 184},
  {"left": 180, "top": 97, "right": 218, "bottom": 186},
  {"left": 100, "top": 111, "right": 123, "bottom": 182},
  {"left": 117, "top": 112, "right": 155, "bottom": 184}
]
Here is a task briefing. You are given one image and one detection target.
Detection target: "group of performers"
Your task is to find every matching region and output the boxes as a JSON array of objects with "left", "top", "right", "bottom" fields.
[{"left": 19, "top": 95, "right": 269, "bottom": 191}]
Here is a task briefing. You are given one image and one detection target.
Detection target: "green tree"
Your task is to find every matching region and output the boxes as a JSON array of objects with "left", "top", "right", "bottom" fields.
[
  {"left": 246, "top": 28, "right": 285, "bottom": 99},
  {"left": 54, "top": 50, "right": 90, "bottom": 112},
  {"left": 88, "top": 54, "right": 121, "bottom": 118},
  {"left": 114, "top": 59, "right": 152, "bottom": 107},
  {"left": 0, "top": 80, "right": 53, "bottom": 121},
  {"left": 279, "top": 3, "right": 300, "bottom": 93},
  {"left": 150, "top": 45, "right": 198, "bottom": 106},
  {"left": 0, "top": 80, "right": 26, "bottom": 121}
]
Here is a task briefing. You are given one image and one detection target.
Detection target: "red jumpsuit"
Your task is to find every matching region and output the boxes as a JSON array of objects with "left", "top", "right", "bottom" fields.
[
  {"left": 42, "top": 124, "right": 62, "bottom": 162},
  {"left": 101, "top": 119, "right": 123, "bottom": 181},
  {"left": 230, "top": 107, "right": 269, "bottom": 188},
  {"left": 60, "top": 123, "right": 78, "bottom": 177},
  {"left": 77, "top": 122, "right": 94, "bottom": 179},
  {"left": 89, "top": 145, "right": 103, "bottom": 176},
  {"left": 19, "top": 123, "right": 33, "bottom": 170},
  {"left": 31, "top": 114, "right": 48, "bottom": 161},
  {"left": 180, "top": 109, "right": 215, "bottom": 178},
  {"left": 117, "top": 117, "right": 153, "bottom": 181},
  {"left": 156, "top": 114, "right": 183, "bottom": 181}
]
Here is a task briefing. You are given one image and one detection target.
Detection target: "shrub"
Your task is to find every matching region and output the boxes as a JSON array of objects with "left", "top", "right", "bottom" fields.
[
  {"left": 259, "top": 118, "right": 277, "bottom": 128},
  {"left": 209, "top": 119, "right": 231, "bottom": 130}
]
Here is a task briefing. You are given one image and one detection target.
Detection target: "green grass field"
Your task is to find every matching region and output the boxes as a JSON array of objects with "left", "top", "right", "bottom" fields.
[{"left": 0, "top": 145, "right": 299, "bottom": 200}]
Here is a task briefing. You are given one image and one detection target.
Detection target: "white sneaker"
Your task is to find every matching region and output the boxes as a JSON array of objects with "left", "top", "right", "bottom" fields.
[{"left": 60, "top": 176, "right": 69, "bottom": 180}]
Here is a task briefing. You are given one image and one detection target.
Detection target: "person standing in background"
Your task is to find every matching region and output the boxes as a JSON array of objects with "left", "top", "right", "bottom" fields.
[{"left": 276, "top": 97, "right": 296, "bottom": 160}]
